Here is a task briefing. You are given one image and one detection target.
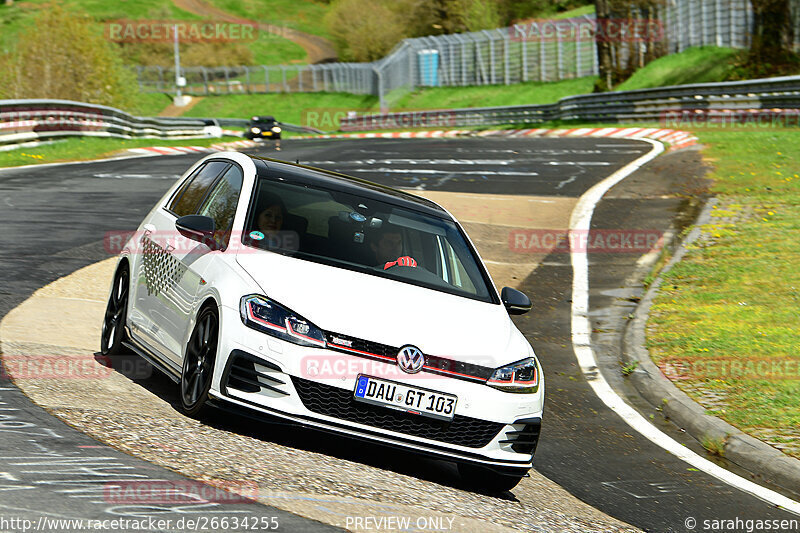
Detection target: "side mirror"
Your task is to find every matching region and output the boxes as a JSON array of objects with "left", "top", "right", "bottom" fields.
[
  {"left": 501, "top": 287, "right": 531, "bottom": 315},
  {"left": 176, "top": 215, "right": 216, "bottom": 248}
]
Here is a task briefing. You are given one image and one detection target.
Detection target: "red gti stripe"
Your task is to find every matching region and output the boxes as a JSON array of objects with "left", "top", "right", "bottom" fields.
[{"left": 329, "top": 343, "right": 395, "bottom": 362}]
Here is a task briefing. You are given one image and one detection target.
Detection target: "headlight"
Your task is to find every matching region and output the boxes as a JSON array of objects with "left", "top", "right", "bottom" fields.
[
  {"left": 240, "top": 295, "right": 326, "bottom": 348},
  {"left": 271, "top": 126, "right": 281, "bottom": 133},
  {"left": 487, "top": 357, "right": 540, "bottom": 393},
  {"left": 251, "top": 127, "right": 261, "bottom": 133}
]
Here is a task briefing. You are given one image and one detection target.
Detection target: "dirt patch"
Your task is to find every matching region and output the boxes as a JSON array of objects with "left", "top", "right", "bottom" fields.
[{"left": 172, "top": 0, "right": 337, "bottom": 63}]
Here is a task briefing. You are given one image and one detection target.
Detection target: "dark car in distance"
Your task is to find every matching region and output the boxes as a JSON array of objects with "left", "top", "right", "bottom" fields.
[{"left": 245, "top": 116, "right": 281, "bottom": 140}]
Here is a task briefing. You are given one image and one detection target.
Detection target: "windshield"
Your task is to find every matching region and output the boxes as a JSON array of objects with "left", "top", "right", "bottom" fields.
[{"left": 243, "top": 176, "right": 496, "bottom": 303}]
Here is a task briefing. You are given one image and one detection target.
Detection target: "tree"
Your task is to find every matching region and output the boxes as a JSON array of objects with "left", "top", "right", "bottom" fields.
[
  {"left": 0, "top": 5, "right": 136, "bottom": 108},
  {"left": 749, "top": 0, "right": 795, "bottom": 73},
  {"left": 594, "top": 0, "right": 666, "bottom": 91},
  {"left": 324, "top": 0, "right": 408, "bottom": 61},
  {"left": 594, "top": 0, "right": 613, "bottom": 92}
]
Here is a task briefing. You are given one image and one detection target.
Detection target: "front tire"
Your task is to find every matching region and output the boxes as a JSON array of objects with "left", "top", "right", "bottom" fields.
[
  {"left": 101, "top": 263, "right": 130, "bottom": 355},
  {"left": 180, "top": 306, "right": 218, "bottom": 417},
  {"left": 458, "top": 464, "right": 527, "bottom": 493}
]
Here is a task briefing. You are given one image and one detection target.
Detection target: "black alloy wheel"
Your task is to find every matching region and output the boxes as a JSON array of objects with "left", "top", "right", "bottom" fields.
[
  {"left": 100, "top": 264, "right": 130, "bottom": 355},
  {"left": 180, "top": 306, "right": 218, "bottom": 417}
]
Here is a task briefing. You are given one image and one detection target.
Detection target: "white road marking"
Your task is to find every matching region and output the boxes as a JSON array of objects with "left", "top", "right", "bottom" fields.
[
  {"left": 348, "top": 168, "right": 537, "bottom": 177},
  {"left": 93, "top": 173, "right": 179, "bottom": 180},
  {"left": 546, "top": 161, "right": 611, "bottom": 166},
  {"left": 569, "top": 138, "right": 800, "bottom": 515},
  {"left": 555, "top": 176, "right": 577, "bottom": 189}
]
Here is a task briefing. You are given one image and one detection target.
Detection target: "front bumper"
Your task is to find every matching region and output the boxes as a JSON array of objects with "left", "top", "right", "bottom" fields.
[
  {"left": 210, "top": 305, "right": 544, "bottom": 470},
  {"left": 247, "top": 130, "right": 280, "bottom": 140}
]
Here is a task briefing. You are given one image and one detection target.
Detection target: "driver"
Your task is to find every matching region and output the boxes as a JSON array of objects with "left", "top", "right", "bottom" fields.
[{"left": 370, "top": 225, "right": 416, "bottom": 269}]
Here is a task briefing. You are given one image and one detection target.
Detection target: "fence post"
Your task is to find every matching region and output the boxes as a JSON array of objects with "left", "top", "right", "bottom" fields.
[
  {"left": 574, "top": 21, "right": 580, "bottom": 78},
  {"left": 715, "top": 0, "right": 722, "bottom": 47},
  {"left": 590, "top": 15, "right": 598, "bottom": 75},
  {"left": 700, "top": 0, "right": 707, "bottom": 46},
  {"left": 557, "top": 24, "right": 563, "bottom": 80},
  {"left": 485, "top": 31, "right": 496, "bottom": 84},
  {"left": 245, "top": 66, "right": 252, "bottom": 94},
  {"left": 458, "top": 35, "right": 467, "bottom": 85},
  {"left": 730, "top": 0, "right": 736, "bottom": 48},
  {"left": 157, "top": 66, "right": 164, "bottom": 92},
  {"left": 539, "top": 31, "right": 546, "bottom": 81},
  {"left": 743, "top": 0, "right": 751, "bottom": 48},
  {"left": 198, "top": 67, "right": 206, "bottom": 95},
  {"left": 376, "top": 67, "right": 386, "bottom": 112},
  {"left": 521, "top": 31, "right": 528, "bottom": 82},
  {"left": 500, "top": 29, "right": 510, "bottom": 85},
  {"left": 224, "top": 66, "right": 230, "bottom": 94},
  {"left": 677, "top": 0, "right": 683, "bottom": 52},
  {"left": 263, "top": 66, "right": 270, "bottom": 93},
  {"left": 449, "top": 38, "right": 456, "bottom": 86}
]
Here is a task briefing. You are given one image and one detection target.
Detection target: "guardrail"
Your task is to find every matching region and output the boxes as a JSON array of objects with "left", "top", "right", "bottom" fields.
[
  {"left": 0, "top": 99, "right": 217, "bottom": 147},
  {"left": 339, "top": 75, "right": 800, "bottom": 131},
  {"left": 123, "top": 116, "right": 327, "bottom": 135}
]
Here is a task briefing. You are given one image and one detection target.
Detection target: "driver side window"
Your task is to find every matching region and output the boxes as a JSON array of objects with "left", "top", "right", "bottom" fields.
[{"left": 196, "top": 164, "right": 244, "bottom": 250}]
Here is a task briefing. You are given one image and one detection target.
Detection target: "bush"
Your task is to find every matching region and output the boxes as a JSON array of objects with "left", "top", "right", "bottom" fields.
[
  {"left": 324, "top": 0, "right": 408, "bottom": 62},
  {"left": 443, "top": 0, "right": 503, "bottom": 33},
  {"left": 0, "top": 5, "right": 136, "bottom": 109}
]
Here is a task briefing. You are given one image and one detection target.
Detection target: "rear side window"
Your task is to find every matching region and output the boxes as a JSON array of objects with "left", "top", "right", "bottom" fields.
[
  {"left": 197, "top": 164, "right": 244, "bottom": 249},
  {"left": 169, "top": 161, "right": 230, "bottom": 217}
]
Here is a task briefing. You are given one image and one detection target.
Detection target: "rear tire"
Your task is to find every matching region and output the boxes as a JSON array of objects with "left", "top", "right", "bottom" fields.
[
  {"left": 100, "top": 263, "right": 130, "bottom": 355},
  {"left": 458, "top": 463, "right": 527, "bottom": 493},
  {"left": 179, "top": 306, "right": 218, "bottom": 417}
]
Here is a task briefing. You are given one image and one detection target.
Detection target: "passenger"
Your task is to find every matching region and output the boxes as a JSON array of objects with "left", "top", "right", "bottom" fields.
[
  {"left": 257, "top": 193, "right": 286, "bottom": 235},
  {"left": 254, "top": 193, "right": 298, "bottom": 250}
]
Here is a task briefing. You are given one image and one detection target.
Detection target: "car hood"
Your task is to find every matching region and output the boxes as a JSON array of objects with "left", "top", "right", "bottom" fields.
[{"left": 236, "top": 251, "right": 527, "bottom": 368}]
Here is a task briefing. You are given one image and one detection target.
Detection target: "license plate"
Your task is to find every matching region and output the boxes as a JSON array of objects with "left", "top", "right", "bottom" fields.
[{"left": 353, "top": 375, "right": 457, "bottom": 422}]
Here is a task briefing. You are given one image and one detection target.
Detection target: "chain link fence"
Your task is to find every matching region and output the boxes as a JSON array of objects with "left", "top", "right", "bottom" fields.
[{"left": 136, "top": 0, "right": 800, "bottom": 105}]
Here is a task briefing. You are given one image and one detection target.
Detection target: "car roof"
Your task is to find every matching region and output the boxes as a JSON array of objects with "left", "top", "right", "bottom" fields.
[
  {"left": 250, "top": 116, "right": 275, "bottom": 122},
  {"left": 248, "top": 156, "right": 450, "bottom": 218}
]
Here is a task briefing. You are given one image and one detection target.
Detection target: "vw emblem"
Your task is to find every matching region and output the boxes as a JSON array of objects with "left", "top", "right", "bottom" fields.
[{"left": 397, "top": 346, "right": 425, "bottom": 374}]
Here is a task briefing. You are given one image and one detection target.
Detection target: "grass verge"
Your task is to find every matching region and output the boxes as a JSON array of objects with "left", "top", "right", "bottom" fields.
[
  {"left": 646, "top": 128, "right": 800, "bottom": 459},
  {"left": 615, "top": 46, "right": 740, "bottom": 91},
  {"left": 177, "top": 77, "right": 597, "bottom": 127},
  {"left": 207, "top": 0, "right": 331, "bottom": 40},
  {"left": 0, "top": 135, "right": 238, "bottom": 169},
  {"left": 183, "top": 92, "right": 379, "bottom": 126}
]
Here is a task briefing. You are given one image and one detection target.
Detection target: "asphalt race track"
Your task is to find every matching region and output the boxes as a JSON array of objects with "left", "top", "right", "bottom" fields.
[{"left": 0, "top": 137, "right": 798, "bottom": 532}]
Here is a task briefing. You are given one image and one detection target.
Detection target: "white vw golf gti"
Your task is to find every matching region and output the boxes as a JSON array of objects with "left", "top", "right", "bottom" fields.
[{"left": 102, "top": 152, "right": 544, "bottom": 491}]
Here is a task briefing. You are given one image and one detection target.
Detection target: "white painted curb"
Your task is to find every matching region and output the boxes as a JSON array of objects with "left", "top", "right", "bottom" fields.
[{"left": 568, "top": 138, "right": 800, "bottom": 515}]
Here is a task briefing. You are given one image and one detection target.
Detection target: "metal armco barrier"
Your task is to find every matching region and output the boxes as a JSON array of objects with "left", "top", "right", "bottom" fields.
[
  {"left": 142, "top": 116, "right": 326, "bottom": 135},
  {"left": 339, "top": 75, "right": 800, "bottom": 131},
  {"left": 0, "top": 99, "right": 215, "bottom": 147}
]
